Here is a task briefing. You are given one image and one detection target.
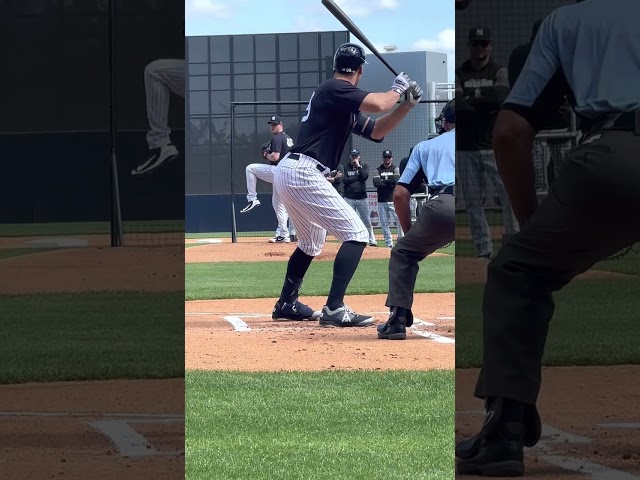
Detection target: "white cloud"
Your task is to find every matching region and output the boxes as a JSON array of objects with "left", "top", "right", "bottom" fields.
[
  {"left": 292, "top": 16, "right": 327, "bottom": 33},
  {"left": 185, "top": 0, "right": 232, "bottom": 19},
  {"left": 334, "top": 0, "right": 399, "bottom": 17},
  {"left": 412, "top": 28, "right": 455, "bottom": 54}
]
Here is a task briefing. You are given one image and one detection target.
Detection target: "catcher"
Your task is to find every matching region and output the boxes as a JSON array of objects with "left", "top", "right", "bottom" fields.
[{"left": 240, "top": 115, "right": 296, "bottom": 243}]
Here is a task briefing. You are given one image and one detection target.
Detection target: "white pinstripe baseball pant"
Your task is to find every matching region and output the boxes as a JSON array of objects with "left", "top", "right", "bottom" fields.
[
  {"left": 145, "top": 59, "right": 185, "bottom": 149},
  {"left": 274, "top": 154, "right": 369, "bottom": 256}
]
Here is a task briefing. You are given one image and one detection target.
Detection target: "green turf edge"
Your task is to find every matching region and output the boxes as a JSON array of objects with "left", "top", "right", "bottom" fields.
[
  {"left": 186, "top": 370, "right": 454, "bottom": 480},
  {"left": 185, "top": 257, "right": 455, "bottom": 300},
  {"left": 1, "top": 291, "right": 184, "bottom": 384}
]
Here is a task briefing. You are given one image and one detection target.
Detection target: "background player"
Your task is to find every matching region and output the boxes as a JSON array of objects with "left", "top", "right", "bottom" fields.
[
  {"left": 377, "top": 100, "right": 456, "bottom": 340},
  {"left": 131, "top": 58, "right": 185, "bottom": 176},
  {"left": 342, "top": 148, "right": 377, "bottom": 246},
  {"left": 456, "top": 26, "right": 518, "bottom": 259},
  {"left": 240, "top": 115, "right": 296, "bottom": 243},
  {"left": 326, "top": 164, "right": 344, "bottom": 196},
  {"left": 270, "top": 43, "right": 422, "bottom": 325},
  {"left": 456, "top": 0, "right": 640, "bottom": 475},
  {"left": 373, "top": 150, "right": 403, "bottom": 247}
]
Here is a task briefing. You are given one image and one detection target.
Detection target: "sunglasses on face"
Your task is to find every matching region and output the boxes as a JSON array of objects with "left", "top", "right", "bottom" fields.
[{"left": 470, "top": 40, "right": 490, "bottom": 48}]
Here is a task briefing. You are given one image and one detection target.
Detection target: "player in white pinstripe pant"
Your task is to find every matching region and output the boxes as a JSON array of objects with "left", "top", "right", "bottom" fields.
[{"left": 132, "top": 58, "right": 185, "bottom": 176}]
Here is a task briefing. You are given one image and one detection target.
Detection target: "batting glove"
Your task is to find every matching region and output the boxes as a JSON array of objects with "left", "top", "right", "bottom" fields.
[
  {"left": 391, "top": 72, "right": 412, "bottom": 96},
  {"left": 406, "top": 81, "right": 423, "bottom": 107}
]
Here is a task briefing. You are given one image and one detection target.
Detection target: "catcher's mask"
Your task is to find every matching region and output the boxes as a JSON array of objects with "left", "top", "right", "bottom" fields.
[{"left": 435, "top": 98, "right": 455, "bottom": 135}]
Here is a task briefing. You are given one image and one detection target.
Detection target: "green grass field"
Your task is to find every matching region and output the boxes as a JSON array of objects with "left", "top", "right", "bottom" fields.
[
  {"left": 186, "top": 255, "right": 455, "bottom": 300},
  {"left": 185, "top": 241, "right": 456, "bottom": 478},
  {"left": 1, "top": 292, "right": 184, "bottom": 383},
  {"left": 456, "top": 267, "right": 640, "bottom": 368},
  {"left": 186, "top": 370, "right": 454, "bottom": 480}
]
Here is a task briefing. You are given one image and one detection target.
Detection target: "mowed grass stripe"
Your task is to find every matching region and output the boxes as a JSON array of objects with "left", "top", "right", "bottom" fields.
[
  {"left": 1, "top": 292, "right": 184, "bottom": 383},
  {"left": 455, "top": 277, "right": 640, "bottom": 368},
  {"left": 186, "top": 256, "right": 455, "bottom": 300},
  {"left": 186, "top": 370, "right": 454, "bottom": 480}
]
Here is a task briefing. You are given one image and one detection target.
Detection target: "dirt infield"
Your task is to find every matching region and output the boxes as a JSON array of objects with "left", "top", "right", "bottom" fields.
[
  {"left": 1, "top": 245, "right": 184, "bottom": 477},
  {"left": 0, "top": 379, "right": 184, "bottom": 479},
  {"left": 0, "top": 246, "right": 183, "bottom": 294},
  {"left": 186, "top": 293, "right": 455, "bottom": 372},
  {"left": 456, "top": 367, "right": 640, "bottom": 479},
  {"left": 185, "top": 239, "right": 448, "bottom": 263}
]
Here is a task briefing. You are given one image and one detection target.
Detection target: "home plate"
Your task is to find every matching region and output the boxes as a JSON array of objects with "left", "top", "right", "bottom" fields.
[
  {"left": 196, "top": 239, "right": 223, "bottom": 244},
  {"left": 25, "top": 237, "right": 88, "bottom": 248}
]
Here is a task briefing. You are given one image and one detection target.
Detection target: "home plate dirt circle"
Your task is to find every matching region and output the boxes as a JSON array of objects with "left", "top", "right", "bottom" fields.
[{"left": 185, "top": 293, "right": 455, "bottom": 372}]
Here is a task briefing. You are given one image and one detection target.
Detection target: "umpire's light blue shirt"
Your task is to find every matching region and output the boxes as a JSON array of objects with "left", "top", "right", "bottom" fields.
[
  {"left": 399, "top": 129, "right": 456, "bottom": 189},
  {"left": 506, "top": 0, "right": 640, "bottom": 118}
]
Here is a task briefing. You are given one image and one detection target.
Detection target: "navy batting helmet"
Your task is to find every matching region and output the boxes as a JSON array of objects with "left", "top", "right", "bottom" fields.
[
  {"left": 435, "top": 99, "right": 455, "bottom": 134},
  {"left": 333, "top": 43, "right": 367, "bottom": 73}
]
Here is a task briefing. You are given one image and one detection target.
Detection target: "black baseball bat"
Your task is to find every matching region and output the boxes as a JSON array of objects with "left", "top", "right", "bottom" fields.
[{"left": 321, "top": 0, "right": 399, "bottom": 77}]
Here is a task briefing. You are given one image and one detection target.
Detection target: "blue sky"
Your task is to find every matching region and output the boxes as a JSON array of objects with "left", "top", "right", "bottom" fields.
[{"left": 185, "top": 0, "right": 455, "bottom": 81}]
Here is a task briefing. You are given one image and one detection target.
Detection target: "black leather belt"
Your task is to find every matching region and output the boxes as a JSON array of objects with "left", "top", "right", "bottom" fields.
[
  {"left": 607, "top": 112, "right": 638, "bottom": 131},
  {"left": 287, "top": 153, "right": 329, "bottom": 174},
  {"left": 585, "top": 112, "right": 639, "bottom": 134},
  {"left": 428, "top": 185, "right": 454, "bottom": 196}
]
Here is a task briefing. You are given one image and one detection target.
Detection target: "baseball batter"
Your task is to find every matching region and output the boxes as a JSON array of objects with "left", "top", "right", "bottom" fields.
[
  {"left": 240, "top": 115, "right": 296, "bottom": 243},
  {"left": 377, "top": 100, "right": 456, "bottom": 340},
  {"left": 132, "top": 58, "right": 185, "bottom": 176},
  {"left": 270, "top": 42, "right": 422, "bottom": 325},
  {"left": 456, "top": 0, "right": 640, "bottom": 476}
]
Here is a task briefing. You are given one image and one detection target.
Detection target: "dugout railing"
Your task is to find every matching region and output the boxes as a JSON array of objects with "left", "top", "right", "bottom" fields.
[{"left": 228, "top": 99, "right": 451, "bottom": 244}]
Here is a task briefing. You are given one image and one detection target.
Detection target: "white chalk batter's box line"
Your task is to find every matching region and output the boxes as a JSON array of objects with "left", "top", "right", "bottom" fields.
[
  {"left": 0, "top": 411, "right": 185, "bottom": 458},
  {"left": 456, "top": 410, "right": 640, "bottom": 479},
  {"left": 186, "top": 312, "right": 455, "bottom": 344}
]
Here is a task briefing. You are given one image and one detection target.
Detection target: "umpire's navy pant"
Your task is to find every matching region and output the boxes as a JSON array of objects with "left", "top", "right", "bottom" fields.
[
  {"left": 386, "top": 192, "right": 455, "bottom": 310},
  {"left": 474, "top": 129, "right": 640, "bottom": 405}
]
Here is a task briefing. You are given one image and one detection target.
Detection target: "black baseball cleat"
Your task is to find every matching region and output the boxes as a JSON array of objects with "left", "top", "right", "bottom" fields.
[
  {"left": 272, "top": 300, "right": 321, "bottom": 321},
  {"left": 290, "top": 234, "right": 298, "bottom": 242},
  {"left": 456, "top": 398, "right": 541, "bottom": 477}
]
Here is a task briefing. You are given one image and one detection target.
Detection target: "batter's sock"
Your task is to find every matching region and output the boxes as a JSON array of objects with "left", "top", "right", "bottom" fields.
[
  {"left": 326, "top": 241, "right": 366, "bottom": 310},
  {"left": 278, "top": 247, "right": 314, "bottom": 304}
]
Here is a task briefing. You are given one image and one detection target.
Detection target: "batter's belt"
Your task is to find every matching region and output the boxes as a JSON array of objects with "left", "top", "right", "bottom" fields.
[{"left": 285, "top": 153, "right": 331, "bottom": 175}]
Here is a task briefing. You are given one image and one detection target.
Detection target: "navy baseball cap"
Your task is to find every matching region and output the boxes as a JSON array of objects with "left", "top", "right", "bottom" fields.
[
  {"left": 267, "top": 115, "right": 282, "bottom": 124},
  {"left": 350, "top": 148, "right": 360, "bottom": 156},
  {"left": 468, "top": 26, "right": 492, "bottom": 41},
  {"left": 382, "top": 150, "right": 393, "bottom": 157}
]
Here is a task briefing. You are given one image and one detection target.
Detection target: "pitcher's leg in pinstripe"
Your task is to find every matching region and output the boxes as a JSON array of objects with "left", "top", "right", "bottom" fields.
[{"left": 132, "top": 59, "right": 185, "bottom": 177}]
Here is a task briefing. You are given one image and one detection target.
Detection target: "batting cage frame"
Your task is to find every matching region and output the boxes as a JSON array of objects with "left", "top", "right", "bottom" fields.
[{"left": 228, "top": 99, "right": 453, "bottom": 244}]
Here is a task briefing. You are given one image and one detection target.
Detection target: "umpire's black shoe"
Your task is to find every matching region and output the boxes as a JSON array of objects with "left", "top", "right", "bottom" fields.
[
  {"left": 377, "top": 307, "right": 413, "bottom": 340},
  {"left": 456, "top": 423, "right": 525, "bottom": 476},
  {"left": 456, "top": 398, "right": 541, "bottom": 477}
]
